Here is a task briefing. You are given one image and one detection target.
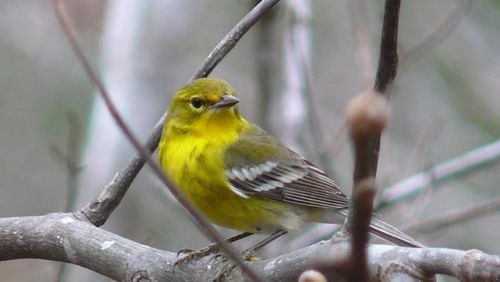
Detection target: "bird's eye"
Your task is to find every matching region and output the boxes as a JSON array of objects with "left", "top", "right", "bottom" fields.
[{"left": 190, "top": 97, "right": 203, "bottom": 109}]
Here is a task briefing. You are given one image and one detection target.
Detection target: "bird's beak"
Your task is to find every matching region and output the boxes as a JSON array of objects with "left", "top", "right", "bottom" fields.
[{"left": 210, "top": 95, "right": 239, "bottom": 109}]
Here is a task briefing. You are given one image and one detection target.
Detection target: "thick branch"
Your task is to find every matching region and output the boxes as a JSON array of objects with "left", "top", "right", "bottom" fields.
[
  {"left": 2, "top": 213, "right": 499, "bottom": 281},
  {"left": 344, "top": 180, "right": 377, "bottom": 281},
  {"left": 349, "top": 0, "right": 400, "bottom": 183},
  {"left": 343, "top": 1, "right": 401, "bottom": 279}
]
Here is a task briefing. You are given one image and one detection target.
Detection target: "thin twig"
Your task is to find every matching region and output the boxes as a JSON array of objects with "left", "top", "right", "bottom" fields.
[
  {"left": 52, "top": 1, "right": 281, "bottom": 280},
  {"left": 400, "top": 0, "right": 471, "bottom": 67},
  {"left": 403, "top": 197, "right": 500, "bottom": 233},
  {"left": 378, "top": 139, "right": 500, "bottom": 209}
]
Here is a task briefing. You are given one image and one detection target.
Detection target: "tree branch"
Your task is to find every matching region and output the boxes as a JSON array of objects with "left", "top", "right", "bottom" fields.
[
  {"left": 341, "top": 179, "right": 377, "bottom": 281},
  {"left": 403, "top": 197, "right": 500, "bottom": 233},
  {"left": 2, "top": 212, "right": 499, "bottom": 281},
  {"left": 342, "top": 1, "right": 401, "bottom": 280},
  {"left": 374, "top": 0, "right": 401, "bottom": 95},
  {"left": 288, "top": 138, "right": 500, "bottom": 247},
  {"left": 399, "top": 0, "right": 470, "bottom": 67},
  {"left": 378, "top": 139, "right": 500, "bottom": 209}
]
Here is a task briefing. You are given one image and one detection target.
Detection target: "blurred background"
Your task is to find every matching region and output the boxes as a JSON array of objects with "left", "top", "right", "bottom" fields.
[{"left": 0, "top": 0, "right": 499, "bottom": 281}]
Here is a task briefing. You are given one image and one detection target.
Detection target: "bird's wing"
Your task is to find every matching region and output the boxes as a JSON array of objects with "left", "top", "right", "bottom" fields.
[{"left": 223, "top": 125, "right": 349, "bottom": 210}]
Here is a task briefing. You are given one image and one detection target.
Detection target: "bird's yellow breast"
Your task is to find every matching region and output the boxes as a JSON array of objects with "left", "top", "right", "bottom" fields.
[{"left": 158, "top": 113, "right": 314, "bottom": 233}]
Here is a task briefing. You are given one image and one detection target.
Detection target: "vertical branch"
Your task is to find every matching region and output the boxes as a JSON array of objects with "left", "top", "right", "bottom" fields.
[
  {"left": 352, "top": 0, "right": 400, "bottom": 184},
  {"left": 345, "top": 180, "right": 376, "bottom": 282},
  {"left": 343, "top": 0, "right": 401, "bottom": 281},
  {"left": 344, "top": 90, "right": 390, "bottom": 281},
  {"left": 279, "top": 0, "right": 311, "bottom": 151},
  {"left": 374, "top": 0, "right": 401, "bottom": 95}
]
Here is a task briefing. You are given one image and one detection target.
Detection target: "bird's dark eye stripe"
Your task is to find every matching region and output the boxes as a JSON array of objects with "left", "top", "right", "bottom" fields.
[{"left": 190, "top": 97, "right": 203, "bottom": 108}]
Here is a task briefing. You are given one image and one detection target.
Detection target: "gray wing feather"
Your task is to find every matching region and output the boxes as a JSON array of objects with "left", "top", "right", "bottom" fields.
[{"left": 223, "top": 126, "right": 348, "bottom": 210}]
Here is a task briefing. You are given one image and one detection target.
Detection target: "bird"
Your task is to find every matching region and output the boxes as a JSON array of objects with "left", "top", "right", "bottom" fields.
[{"left": 158, "top": 77, "right": 423, "bottom": 258}]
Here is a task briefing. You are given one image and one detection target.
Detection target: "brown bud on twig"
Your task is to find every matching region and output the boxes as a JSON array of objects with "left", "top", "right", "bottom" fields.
[{"left": 346, "top": 90, "right": 390, "bottom": 138}]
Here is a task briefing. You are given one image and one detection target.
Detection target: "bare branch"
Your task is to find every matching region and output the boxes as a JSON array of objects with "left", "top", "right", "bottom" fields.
[
  {"left": 252, "top": 242, "right": 500, "bottom": 281},
  {"left": 400, "top": 0, "right": 471, "bottom": 67},
  {"left": 342, "top": 1, "right": 401, "bottom": 279},
  {"left": 374, "top": 0, "right": 401, "bottom": 95},
  {"left": 378, "top": 139, "right": 500, "bottom": 209},
  {"left": 347, "top": 0, "right": 400, "bottom": 187},
  {"left": 290, "top": 138, "right": 500, "bottom": 247},
  {"left": 2, "top": 213, "right": 499, "bottom": 281},
  {"left": 341, "top": 179, "right": 377, "bottom": 281},
  {"left": 403, "top": 197, "right": 500, "bottom": 233},
  {"left": 344, "top": 92, "right": 390, "bottom": 280},
  {"left": 0, "top": 213, "right": 210, "bottom": 281}
]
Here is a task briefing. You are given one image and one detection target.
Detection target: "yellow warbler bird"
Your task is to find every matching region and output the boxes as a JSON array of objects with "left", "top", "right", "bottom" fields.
[{"left": 158, "top": 78, "right": 422, "bottom": 251}]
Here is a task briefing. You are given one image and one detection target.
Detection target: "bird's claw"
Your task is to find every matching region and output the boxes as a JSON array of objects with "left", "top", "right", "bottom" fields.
[
  {"left": 174, "top": 242, "right": 261, "bottom": 268},
  {"left": 174, "top": 244, "right": 219, "bottom": 267},
  {"left": 242, "top": 249, "right": 259, "bottom": 262},
  {"left": 176, "top": 248, "right": 196, "bottom": 257}
]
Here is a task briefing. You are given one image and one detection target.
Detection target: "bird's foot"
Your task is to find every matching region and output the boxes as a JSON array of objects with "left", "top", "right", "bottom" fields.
[
  {"left": 241, "top": 249, "right": 260, "bottom": 262},
  {"left": 175, "top": 243, "right": 220, "bottom": 267}
]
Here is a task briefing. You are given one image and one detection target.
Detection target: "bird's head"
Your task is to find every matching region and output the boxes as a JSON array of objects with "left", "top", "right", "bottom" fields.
[{"left": 166, "top": 78, "right": 243, "bottom": 134}]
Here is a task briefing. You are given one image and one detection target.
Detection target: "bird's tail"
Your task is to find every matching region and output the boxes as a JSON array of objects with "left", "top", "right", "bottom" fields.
[
  {"left": 368, "top": 217, "right": 424, "bottom": 248},
  {"left": 334, "top": 210, "right": 424, "bottom": 248}
]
